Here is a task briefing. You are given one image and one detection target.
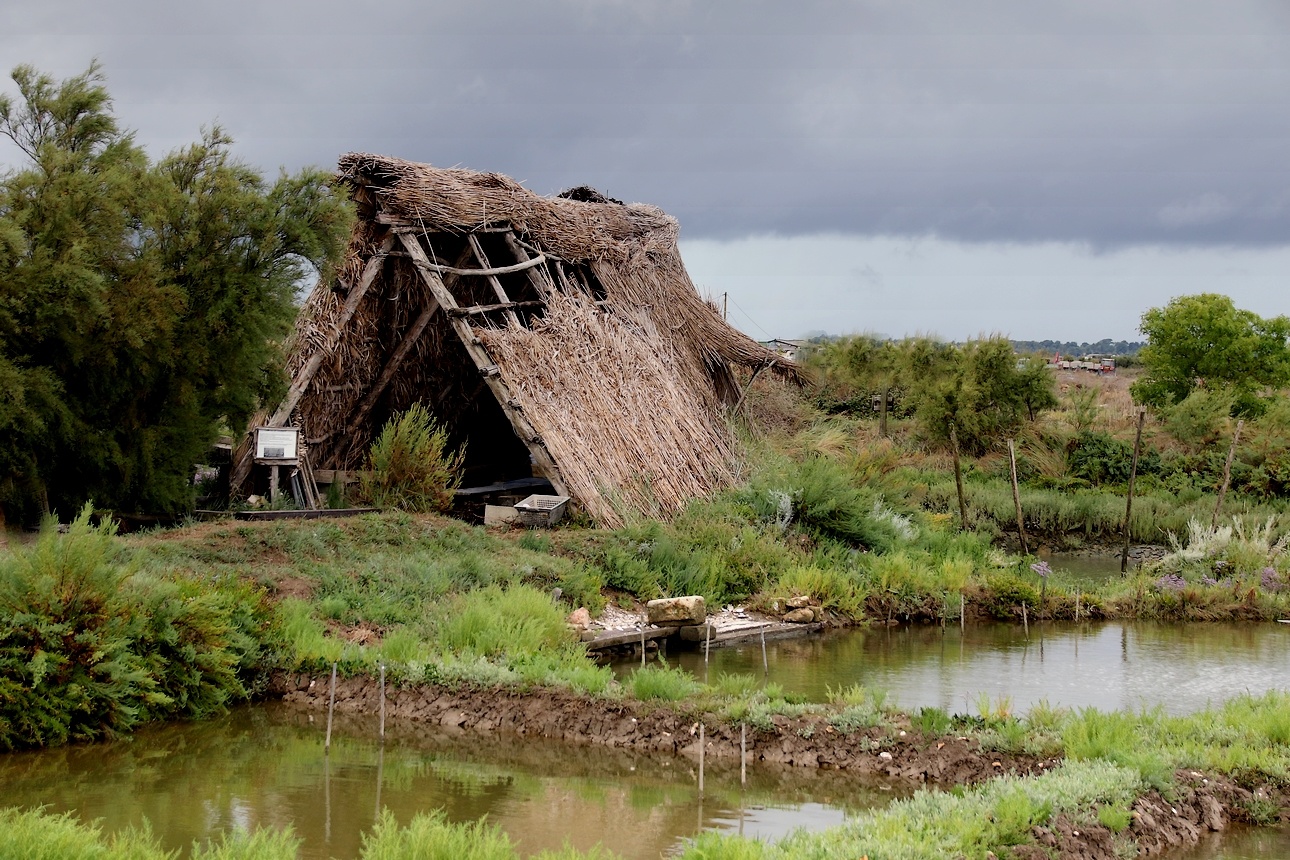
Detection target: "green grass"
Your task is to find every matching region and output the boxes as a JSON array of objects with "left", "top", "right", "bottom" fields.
[{"left": 0, "top": 807, "right": 624, "bottom": 860}]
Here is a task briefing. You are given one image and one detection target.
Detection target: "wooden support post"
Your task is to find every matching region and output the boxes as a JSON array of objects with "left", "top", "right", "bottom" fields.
[
  {"left": 399, "top": 232, "right": 570, "bottom": 497},
  {"left": 268, "top": 465, "right": 280, "bottom": 505},
  {"left": 879, "top": 386, "right": 889, "bottom": 438},
  {"left": 949, "top": 423, "right": 968, "bottom": 532},
  {"left": 1121, "top": 407, "right": 1146, "bottom": 574},
  {"left": 1007, "top": 439, "right": 1028, "bottom": 555},
  {"left": 379, "top": 664, "right": 386, "bottom": 741},
  {"left": 1212, "top": 419, "right": 1245, "bottom": 529}
]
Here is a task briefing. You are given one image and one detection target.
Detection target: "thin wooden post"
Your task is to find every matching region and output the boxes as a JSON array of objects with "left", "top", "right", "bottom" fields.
[
  {"left": 760, "top": 625, "right": 768, "bottom": 676},
  {"left": 949, "top": 423, "right": 968, "bottom": 531},
  {"left": 698, "top": 723, "right": 705, "bottom": 795},
  {"left": 1121, "top": 407, "right": 1146, "bottom": 573},
  {"left": 704, "top": 622, "right": 711, "bottom": 665},
  {"left": 268, "top": 465, "right": 280, "bottom": 505},
  {"left": 740, "top": 723, "right": 747, "bottom": 786},
  {"left": 1212, "top": 419, "right": 1245, "bottom": 529},
  {"left": 379, "top": 664, "right": 386, "bottom": 741},
  {"left": 879, "top": 386, "right": 889, "bottom": 438},
  {"left": 640, "top": 613, "right": 647, "bottom": 667},
  {"left": 1075, "top": 593, "right": 1081, "bottom": 623},
  {"left": 325, "top": 662, "right": 337, "bottom": 753},
  {"left": 1022, "top": 602, "right": 1028, "bottom": 637},
  {"left": 1007, "top": 439, "right": 1028, "bottom": 555},
  {"left": 960, "top": 593, "right": 965, "bottom": 632}
]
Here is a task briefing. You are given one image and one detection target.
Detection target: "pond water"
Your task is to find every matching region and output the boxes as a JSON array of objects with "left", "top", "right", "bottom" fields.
[
  {"left": 0, "top": 703, "right": 894, "bottom": 859},
  {"left": 1190, "top": 826, "right": 1290, "bottom": 859},
  {"left": 651, "top": 621, "right": 1290, "bottom": 716},
  {"left": 8, "top": 620, "right": 1290, "bottom": 858}
]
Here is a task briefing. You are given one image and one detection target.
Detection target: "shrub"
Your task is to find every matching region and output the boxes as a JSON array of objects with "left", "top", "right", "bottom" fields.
[
  {"left": 360, "top": 403, "right": 465, "bottom": 512},
  {"left": 0, "top": 506, "right": 262, "bottom": 750}
]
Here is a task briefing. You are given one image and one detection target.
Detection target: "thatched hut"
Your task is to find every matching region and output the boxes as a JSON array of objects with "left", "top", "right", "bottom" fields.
[{"left": 234, "top": 154, "right": 800, "bottom": 526}]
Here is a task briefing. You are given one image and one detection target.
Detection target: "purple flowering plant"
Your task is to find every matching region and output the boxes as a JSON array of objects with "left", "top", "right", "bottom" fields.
[
  {"left": 1030, "top": 561, "right": 1051, "bottom": 579},
  {"left": 1156, "top": 573, "right": 1187, "bottom": 592}
]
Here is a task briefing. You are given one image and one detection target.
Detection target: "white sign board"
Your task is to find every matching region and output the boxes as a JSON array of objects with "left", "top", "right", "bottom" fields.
[{"left": 254, "top": 427, "right": 299, "bottom": 462}]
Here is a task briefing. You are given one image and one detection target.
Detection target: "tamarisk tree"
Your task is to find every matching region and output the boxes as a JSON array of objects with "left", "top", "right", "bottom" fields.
[{"left": 0, "top": 63, "right": 351, "bottom": 521}]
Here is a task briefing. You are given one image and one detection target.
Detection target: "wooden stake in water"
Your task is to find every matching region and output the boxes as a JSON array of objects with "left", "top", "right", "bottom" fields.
[
  {"left": 740, "top": 723, "right": 747, "bottom": 786},
  {"left": 760, "top": 625, "right": 768, "bottom": 676},
  {"left": 379, "top": 663, "right": 386, "bottom": 741},
  {"left": 959, "top": 593, "right": 965, "bottom": 632},
  {"left": 1075, "top": 593, "right": 1081, "bottom": 623},
  {"left": 640, "top": 613, "right": 647, "bottom": 667},
  {"left": 698, "top": 723, "right": 705, "bottom": 795},
  {"left": 704, "top": 622, "right": 711, "bottom": 665},
  {"left": 325, "top": 662, "right": 338, "bottom": 753},
  {"left": 1121, "top": 406, "right": 1147, "bottom": 573},
  {"left": 1022, "top": 603, "right": 1029, "bottom": 637}
]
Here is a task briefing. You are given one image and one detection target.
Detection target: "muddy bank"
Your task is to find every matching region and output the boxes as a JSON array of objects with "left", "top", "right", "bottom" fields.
[
  {"left": 1016, "top": 772, "right": 1260, "bottom": 860},
  {"left": 271, "top": 672, "right": 1288, "bottom": 859},
  {"left": 271, "top": 671, "right": 1045, "bottom": 785}
]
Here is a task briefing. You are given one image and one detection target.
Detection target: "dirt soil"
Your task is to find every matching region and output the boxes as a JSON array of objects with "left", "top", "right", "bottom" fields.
[{"left": 270, "top": 673, "right": 1279, "bottom": 858}]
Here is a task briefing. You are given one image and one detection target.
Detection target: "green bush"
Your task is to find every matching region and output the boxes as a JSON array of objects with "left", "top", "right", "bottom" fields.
[
  {"left": 0, "top": 507, "right": 263, "bottom": 750},
  {"left": 360, "top": 403, "right": 465, "bottom": 512}
]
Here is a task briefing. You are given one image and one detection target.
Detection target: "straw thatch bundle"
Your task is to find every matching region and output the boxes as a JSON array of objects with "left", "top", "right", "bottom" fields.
[{"left": 245, "top": 153, "right": 801, "bottom": 525}]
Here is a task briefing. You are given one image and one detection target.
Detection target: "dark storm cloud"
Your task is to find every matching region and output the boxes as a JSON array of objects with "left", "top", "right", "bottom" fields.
[{"left": 4, "top": 0, "right": 1289, "bottom": 247}]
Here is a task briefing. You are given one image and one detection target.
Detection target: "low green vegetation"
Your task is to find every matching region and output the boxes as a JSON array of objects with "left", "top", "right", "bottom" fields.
[{"left": 0, "top": 807, "right": 619, "bottom": 860}]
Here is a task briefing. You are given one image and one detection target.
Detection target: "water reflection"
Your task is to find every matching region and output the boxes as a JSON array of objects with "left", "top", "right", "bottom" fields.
[
  {"left": 0, "top": 704, "right": 891, "bottom": 859},
  {"left": 654, "top": 622, "right": 1290, "bottom": 715}
]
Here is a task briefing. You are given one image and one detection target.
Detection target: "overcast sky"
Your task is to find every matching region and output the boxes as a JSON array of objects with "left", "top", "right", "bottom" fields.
[{"left": 3, "top": 0, "right": 1288, "bottom": 341}]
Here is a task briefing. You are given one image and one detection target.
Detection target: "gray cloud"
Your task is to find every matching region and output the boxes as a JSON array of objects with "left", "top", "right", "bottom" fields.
[{"left": 3, "top": 0, "right": 1290, "bottom": 249}]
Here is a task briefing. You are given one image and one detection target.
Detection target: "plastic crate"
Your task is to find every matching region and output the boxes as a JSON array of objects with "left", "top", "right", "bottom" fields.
[{"left": 513, "top": 494, "right": 570, "bottom": 527}]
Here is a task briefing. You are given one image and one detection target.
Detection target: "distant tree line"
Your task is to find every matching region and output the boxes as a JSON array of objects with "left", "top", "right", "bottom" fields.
[{"left": 1010, "top": 339, "right": 1142, "bottom": 357}]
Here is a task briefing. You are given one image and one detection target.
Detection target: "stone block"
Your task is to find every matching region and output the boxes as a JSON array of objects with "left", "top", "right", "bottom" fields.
[{"left": 646, "top": 595, "right": 706, "bottom": 626}]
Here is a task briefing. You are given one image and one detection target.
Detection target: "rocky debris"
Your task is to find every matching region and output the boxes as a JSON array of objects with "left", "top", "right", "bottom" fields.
[
  {"left": 783, "top": 607, "right": 816, "bottom": 623},
  {"left": 565, "top": 607, "right": 591, "bottom": 628},
  {"left": 786, "top": 595, "right": 812, "bottom": 609},
  {"left": 646, "top": 595, "right": 706, "bottom": 626}
]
